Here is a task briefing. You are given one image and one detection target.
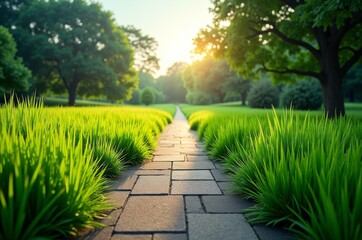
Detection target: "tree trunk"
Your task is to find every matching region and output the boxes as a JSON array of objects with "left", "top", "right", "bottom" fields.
[
  {"left": 318, "top": 34, "right": 345, "bottom": 118},
  {"left": 240, "top": 93, "right": 246, "bottom": 106},
  {"left": 321, "top": 79, "right": 345, "bottom": 118},
  {"left": 68, "top": 84, "right": 77, "bottom": 106}
]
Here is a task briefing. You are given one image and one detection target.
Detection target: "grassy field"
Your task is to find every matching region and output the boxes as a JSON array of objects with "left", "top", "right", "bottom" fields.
[
  {"left": 181, "top": 102, "right": 362, "bottom": 118},
  {"left": 0, "top": 98, "right": 174, "bottom": 239},
  {"left": 181, "top": 103, "right": 362, "bottom": 239}
]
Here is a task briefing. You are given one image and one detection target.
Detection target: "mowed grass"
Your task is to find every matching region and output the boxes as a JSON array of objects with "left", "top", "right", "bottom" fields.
[
  {"left": 0, "top": 98, "right": 174, "bottom": 239},
  {"left": 182, "top": 103, "right": 362, "bottom": 239}
]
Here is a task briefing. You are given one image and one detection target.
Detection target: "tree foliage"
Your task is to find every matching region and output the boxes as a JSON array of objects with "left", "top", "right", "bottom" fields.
[
  {"left": 157, "top": 62, "right": 188, "bottom": 103},
  {"left": 122, "top": 25, "right": 160, "bottom": 75},
  {"left": 140, "top": 87, "right": 154, "bottom": 105},
  {"left": 182, "top": 57, "right": 251, "bottom": 105},
  {"left": 222, "top": 75, "right": 252, "bottom": 105},
  {"left": 0, "top": 25, "right": 31, "bottom": 93},
  {"left": 194, "top": 0, "right": 362, "bottom": 118},
  {"left": 182, "top": 57, "right": 231, "bottom": 104},
  {"left": 3, "top": 0, "right": 137, "bottom": 105}
]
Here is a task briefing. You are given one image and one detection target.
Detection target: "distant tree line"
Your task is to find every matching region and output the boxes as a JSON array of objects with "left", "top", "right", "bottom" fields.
[{"left": 128, "top": 55, "right": 361, "bottom": 109}]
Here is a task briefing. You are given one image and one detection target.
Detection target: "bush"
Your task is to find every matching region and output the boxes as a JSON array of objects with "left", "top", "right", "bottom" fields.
[
  {"left": 140, "top": 88, "right": 155, "bottom": 105},
  {"left": 247, "top": 80, "right": 279, "bottom": 108},
  {"left": 281, "top": 79, "right": 322, "bottom": 110}
]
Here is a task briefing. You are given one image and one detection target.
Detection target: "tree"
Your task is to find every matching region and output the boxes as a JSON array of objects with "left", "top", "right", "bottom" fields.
[
  {"left": 15, "top": 0, "right": 136, "bottom": 105},
  {"left": 0, "top": 0, "right": 32, "bottom": 28},
  {"left": 122, "top": 25, "right": 160, "bottom": 75},
  {"left": 138, "top": 72, "right": 156, "bottom": 89},
  {"left": 182, "top": 57, "right": 230, "bottom": 103},
  {"left": 140, "top": 87, "right": 154, "bottom": 105},
  {"left": 223, "top": 74, "right": 252, "bottom": 105},
  {"left": 156, "top": 62, "right": 188, "bottom": 103},
  {"left": 0, "top": 25, "right": 31, "bottom": 94},
  {"left": 194, "top": 0, "right": 362, "bottom": 118}
]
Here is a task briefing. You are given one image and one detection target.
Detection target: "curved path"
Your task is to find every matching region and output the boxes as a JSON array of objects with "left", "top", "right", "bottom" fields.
[{"left": 87, "top": 106, "right": 291, "bottom": 240}]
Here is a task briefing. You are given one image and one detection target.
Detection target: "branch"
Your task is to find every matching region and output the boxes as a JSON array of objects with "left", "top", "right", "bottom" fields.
[
  {"left": 261, "top": 64, "right": 322, "bottom": 79},
  {"left": 339, "top": 46, "right": 357, "bottom": 54},
  {"left": 271, "top": 25, "right": 320, "bottom": 60},
  {"left": 45, "top": 65, "right": 57, "bottom": 80},
  {"left": 341, "top": 45, "right": 362, "bottom": 77},
  {"left": 334, "top": 12, "right": 362, "bottom": 45},
  {"left": 249, "top": 20, "right": 320, "bottom": 60}
]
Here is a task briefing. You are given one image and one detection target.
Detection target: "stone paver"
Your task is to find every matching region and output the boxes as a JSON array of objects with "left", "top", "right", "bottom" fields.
[
  {"left": 186, "top": 155, "right": 210, "bottom": 161},
  {"left": 88, "top": 106, "right": 294, "bottom": 240},
  {"left": 173, "top": 162, "right": 215, "bottom": 170},
  {"left": 140, "top": 162, "right": 171, "bottom": 169},
  {"left": 153, "top": 233, "right": 188, "bottom": 240},
  {"left": 153, "top": 155, "right": 185, "bottom": 162},
  {"left": 102, "top": 208, "right": 122, "bottom": 226},
  {"left": 185, "top": 196, "right": 204, "bottom": 213},
  {"left": 123, "top": 169, "right": 171, "bottom": 176},
  {"left": 108, "top": 175, "right": 138, "bottom": 191},
  {"left": 115, "top": 196, "right": 185, "bottom": 232},
  {"left": 172, "top": 170, "right": 213, "bottom": 180},
  {"left": 211, "top": 169, "right": 232, "bottom": 181},
  {"left": 253, "top": 225, "right": 294, "bottom": 240},
  {"left": 217, "top": 181, "right": 236, "bottom": 193},
  {"left": 202, "top": 195, "right": 254, "bottom": 213},
  {"left": 171, "top": 181, "right": 222, "bottom": 195},
  {"left": 187, "top": 214, "right": 258, "bottom": 240},
  {"left": 92, "top": 226, "right": 114, "bottom": 240},
  {"left": 131, "top": 176, "right": 170, "bottom": 195},
  {"left": 111, "top": 234, "right": 151, "bottom": 240},
  {"left": 107, "top": 191, "right": 130, "bottom": 209}
]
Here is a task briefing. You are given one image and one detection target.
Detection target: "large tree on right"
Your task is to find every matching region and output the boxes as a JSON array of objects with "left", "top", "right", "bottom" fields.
[{"left": 195, "top": 0, "right": 362, "bottom": 118}]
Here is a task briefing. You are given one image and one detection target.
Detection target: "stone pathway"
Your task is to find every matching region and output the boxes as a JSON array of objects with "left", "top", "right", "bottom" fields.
[{"left": 87, "top": 107, "right": 292, "bottom": 240}]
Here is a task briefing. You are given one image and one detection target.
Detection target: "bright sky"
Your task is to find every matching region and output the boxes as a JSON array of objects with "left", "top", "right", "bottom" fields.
[{"left": 96, "top": 0, "right": 213, "bottom": 76}]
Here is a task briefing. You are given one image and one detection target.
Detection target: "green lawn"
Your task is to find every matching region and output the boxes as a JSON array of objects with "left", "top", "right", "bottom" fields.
[{"left": 180, "top": 101, "right": 362, "bottom": 119}]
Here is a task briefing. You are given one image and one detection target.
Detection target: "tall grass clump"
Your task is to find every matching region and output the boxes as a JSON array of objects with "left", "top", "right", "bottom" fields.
[
  {"left": 0, "top": 99, "right": 173, "bottom": 239},
  {"left": 186, "top": 108, "right": 362, "bottom": 239},
  {"left": 0, "top": 100, "right": 108, "bottom": 239}
]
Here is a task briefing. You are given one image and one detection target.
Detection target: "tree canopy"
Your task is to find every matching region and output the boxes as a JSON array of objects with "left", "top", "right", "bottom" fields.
[
  {"left": 122, "top": 25, "right": 160, "bottom": 75},
  {"left": 0, "top": 25, "right": 31, "bottom": 94},
  {"left": 182, "top": 56, "right": 248, "bottom": 104},
  {"left": 1, "top": 0, "right": 138, "bottom": 105},
  {"left": 156, "top": 62, "right": 188, "bottom": 103},
  {"left": 195, "top": 0, "right": 362, "bottom": 118}
]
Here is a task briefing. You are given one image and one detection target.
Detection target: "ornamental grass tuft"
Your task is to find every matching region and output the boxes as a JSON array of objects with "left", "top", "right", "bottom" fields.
[
  {"left": 186, "top": 107, "right": 362, "bottom": 239},
  {"left": 0, "top": 97, "right": 173, "bottom": 239}
]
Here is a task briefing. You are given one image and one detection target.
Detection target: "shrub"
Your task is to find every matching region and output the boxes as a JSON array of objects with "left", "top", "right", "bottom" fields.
[
  {"left": 247, "top": 80, "right": 279, "bottom": 108},
  {"left": 281, "top": 79, "right": 322, "bottom": 110},
  {"left": 140, "top": 88, "right": 155, "bottom": 105}
]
